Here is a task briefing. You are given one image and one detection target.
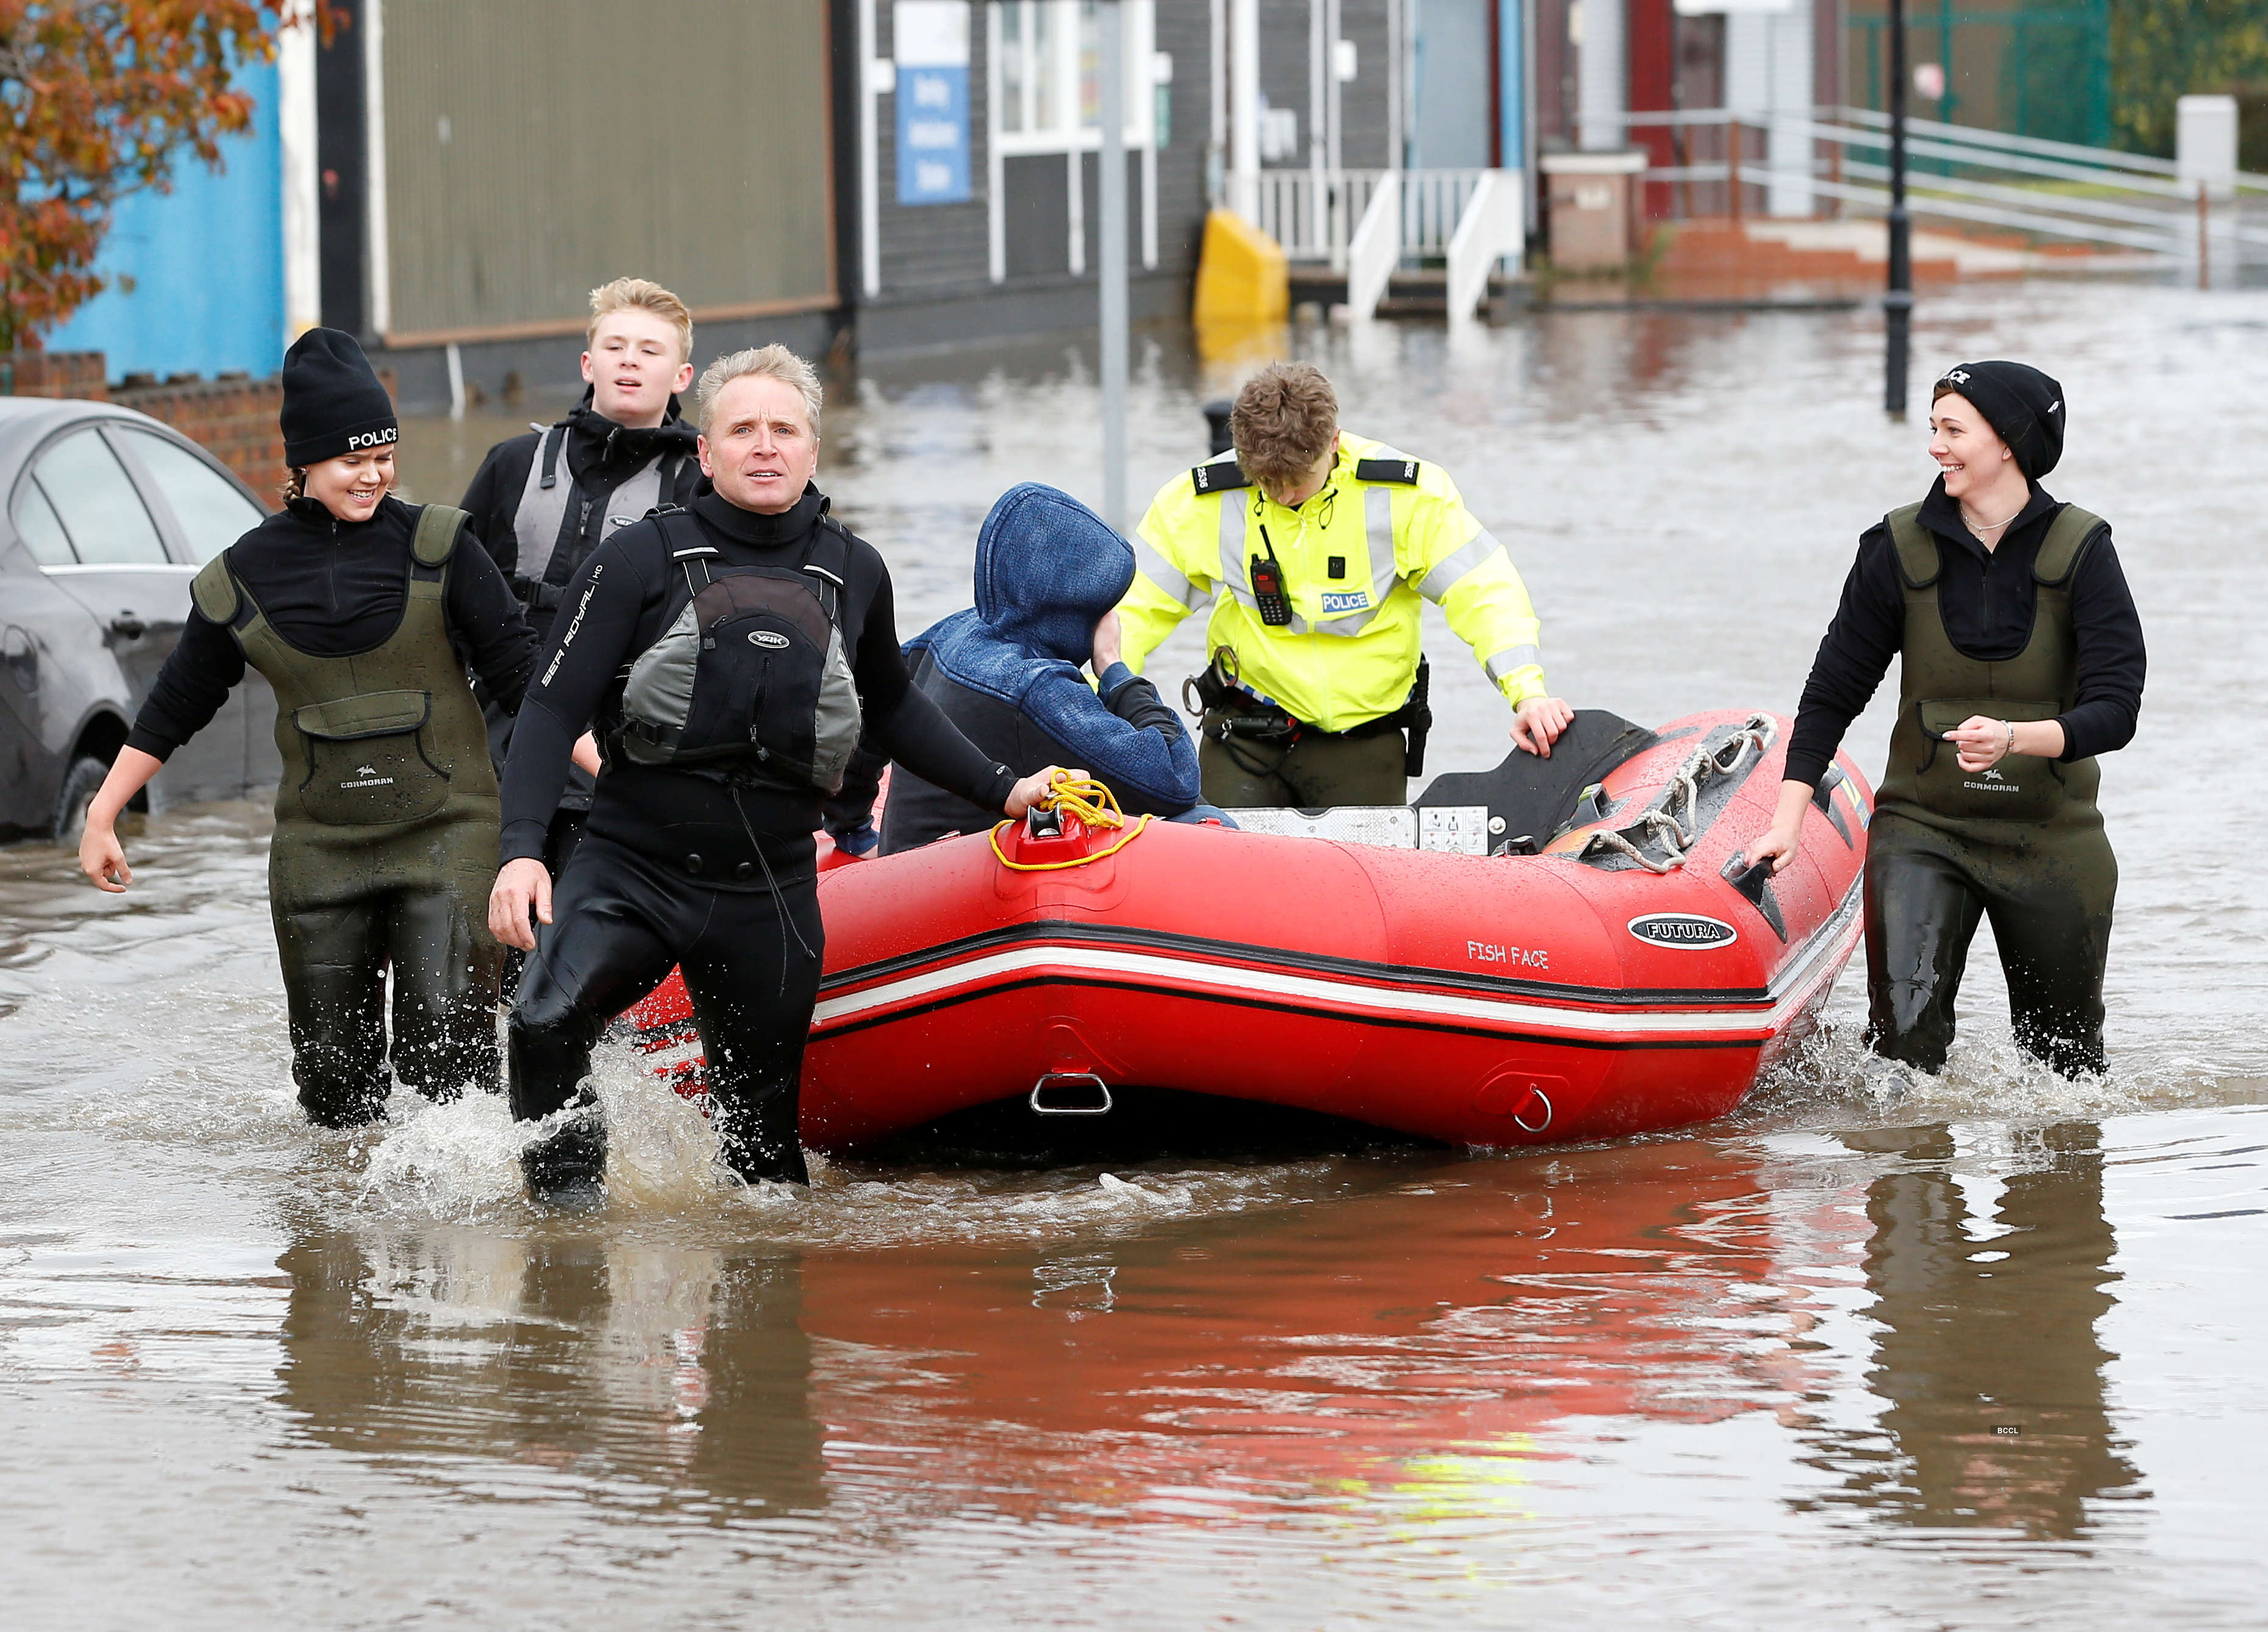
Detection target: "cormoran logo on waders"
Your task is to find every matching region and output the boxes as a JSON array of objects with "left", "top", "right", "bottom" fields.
[{"left": 1627, "top": 913, "right": 1739, "bottom": 950}]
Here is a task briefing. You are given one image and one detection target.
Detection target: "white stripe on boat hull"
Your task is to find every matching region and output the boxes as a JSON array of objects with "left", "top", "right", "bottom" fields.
[{"left": 813, "top": 876, "right": 1863, "bottom": 1045}]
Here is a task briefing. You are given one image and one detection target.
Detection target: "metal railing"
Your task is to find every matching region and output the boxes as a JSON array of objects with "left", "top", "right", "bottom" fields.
[
  {"left": 1250, "top": 168, "right": 1496, "bottom": 268},
  {"left": 1617, "top": 105, "right": 2268, "bottom": 261},
  {"left": 1446, "top": 171, "right": 1524, "bottom": 319},
  {"left": 1347, "top": 174, "right": 1400, "bottom": 318},
  {"left": 1248, "top": 166, "right": 1520, "bottom": 318}
]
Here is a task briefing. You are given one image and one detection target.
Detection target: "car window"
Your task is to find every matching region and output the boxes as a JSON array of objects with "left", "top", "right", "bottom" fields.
[
  {"left": 12, "top": 477, "right": 77, "bottom": 566},
  {"left": 116, "top": 427, "right": 265, "bottom": 563},
  {"left": 34, "top": 428, "right": 169, "bottom": 566}
]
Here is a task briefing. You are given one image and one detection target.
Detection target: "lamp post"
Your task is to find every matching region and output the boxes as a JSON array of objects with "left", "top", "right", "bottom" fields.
[
  {"left": 1099, "top": 0, "right": 1129, "bottom": 532},
  {"left": 1884, "top": 0, "right": 1912, "bottom": 419}
]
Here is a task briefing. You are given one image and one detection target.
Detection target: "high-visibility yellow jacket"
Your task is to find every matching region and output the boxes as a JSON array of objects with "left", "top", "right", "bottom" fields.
[{"left": 1120, "top": 431, "right": 1546, "bottom": 732}]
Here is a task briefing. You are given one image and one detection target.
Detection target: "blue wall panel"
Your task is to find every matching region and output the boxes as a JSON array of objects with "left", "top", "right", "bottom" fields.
[{"left": 46, "top": 60, "right": 284, "bottom": 381}]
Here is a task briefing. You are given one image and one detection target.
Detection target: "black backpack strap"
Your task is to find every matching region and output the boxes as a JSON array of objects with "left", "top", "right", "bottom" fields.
[
  {"left": 1884, "top": 502, "right": 1939, "bottom": 589},
  {"left": 537, "top": 422, "right": 568, "bottom": 490},
  {"left": 652, "top": 503, "right": 716, "bottom": 596},
  {"left": 805, "top": 511, "right": 858, "bottom": 622}
]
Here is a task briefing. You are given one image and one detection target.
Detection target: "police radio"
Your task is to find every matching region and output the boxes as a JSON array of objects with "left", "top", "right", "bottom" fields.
[{"left": 1250, "top": 525, "right": 1293, "bottom": 627}]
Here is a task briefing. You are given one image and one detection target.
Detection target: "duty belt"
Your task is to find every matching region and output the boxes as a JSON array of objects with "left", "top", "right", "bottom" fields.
[{"left": 1195, "top": 652, "right": 1433, "bottom": 775}]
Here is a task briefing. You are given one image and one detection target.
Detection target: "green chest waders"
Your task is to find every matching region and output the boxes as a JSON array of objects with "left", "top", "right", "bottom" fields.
[
  {"left": 1877, "top": 502, "right": 2106, "bottom": 838},
  {"left": 193, "top": 505, "right": 507, "bottom": 1122},
  {"left": 1862, "top": 502, "right": 2120, "bottom": 1078}
]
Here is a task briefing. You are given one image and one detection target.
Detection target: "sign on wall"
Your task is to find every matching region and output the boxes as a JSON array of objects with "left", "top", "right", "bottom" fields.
[{"left": 895, "top": 1, "right": 970, "bottom": 205}]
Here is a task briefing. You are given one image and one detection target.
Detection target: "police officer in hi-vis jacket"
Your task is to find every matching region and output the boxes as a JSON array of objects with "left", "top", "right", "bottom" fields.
[{"left": 1116, "top": 362, "right": 1572, "bottom": 809}]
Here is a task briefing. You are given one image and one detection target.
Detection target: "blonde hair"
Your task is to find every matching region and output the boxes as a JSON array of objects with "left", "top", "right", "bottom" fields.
[
  {"left": 696, "top": 344, "right": 824, "bottom": 435},
  {"left": 1231, "top": 362, "right": 1339, "bottom": 488},
  {"left": 587, "top": 277, "right": 693, "bottom": 365}
]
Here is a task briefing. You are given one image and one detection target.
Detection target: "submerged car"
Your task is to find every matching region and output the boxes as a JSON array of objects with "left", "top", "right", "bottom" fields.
[{"left": 1, "top": 396, "right": 280, "bottom": 841}]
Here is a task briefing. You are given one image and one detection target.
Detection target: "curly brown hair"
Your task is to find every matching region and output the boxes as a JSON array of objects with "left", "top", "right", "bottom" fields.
[{"left": 1230, "top": 362, "right": 1338, "bottom": 489}]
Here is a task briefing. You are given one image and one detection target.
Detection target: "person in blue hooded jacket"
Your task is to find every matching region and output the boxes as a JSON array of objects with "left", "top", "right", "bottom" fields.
[{"left": 841, "top": 483, "right": 1221, "bottom": 855}]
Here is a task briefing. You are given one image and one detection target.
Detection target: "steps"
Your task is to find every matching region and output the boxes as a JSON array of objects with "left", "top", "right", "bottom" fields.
[{"left": 1286, "top": 265, "right": 1525, "bottom": 316}]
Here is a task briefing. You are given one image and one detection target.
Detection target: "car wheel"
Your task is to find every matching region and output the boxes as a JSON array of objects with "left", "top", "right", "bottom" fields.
[{"left": 51, "top": 754, "right": 110, "bottom": 846}]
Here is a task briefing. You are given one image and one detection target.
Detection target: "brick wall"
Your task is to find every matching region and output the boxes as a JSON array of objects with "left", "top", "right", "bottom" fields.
[
  {"left": 0, "top": 351, "right": 107, "bottom": 399},
  {"left": 3, "top": 351, "right": 295, "bottom": 497},
  {"left": 111, "top": 374, "right": 289, "bottom": 499}
]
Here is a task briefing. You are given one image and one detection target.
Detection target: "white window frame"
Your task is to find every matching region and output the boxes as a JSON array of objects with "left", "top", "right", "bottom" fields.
[
  {"left": 988, "top": 0, "right": 1160, "bottom": 281},
  {"left": 993, "top": 0, "right": 1156, "bottom": 154}
]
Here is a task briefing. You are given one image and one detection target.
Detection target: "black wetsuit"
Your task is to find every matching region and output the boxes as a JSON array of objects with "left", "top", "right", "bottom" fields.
[
  {"left": 1790, "top": 480, "right": 2144, "bottom": 1077},
  {"left": 499, "top": 482, "right": 1016, "bottom": 1188}
]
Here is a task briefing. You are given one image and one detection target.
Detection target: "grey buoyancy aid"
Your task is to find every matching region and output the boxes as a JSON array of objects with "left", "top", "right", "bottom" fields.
[
  {"left": 510, "top": 420, "right": 687, "bottom": 613},
  {"left": 612, "top": 507, "right": 864, "bottom": 795},
  {"left": 1876, "top": 500, "right": 2106, "bottom": 833},
  {"left": 191, "top": 504, "right": 499, "bottom": 833}
]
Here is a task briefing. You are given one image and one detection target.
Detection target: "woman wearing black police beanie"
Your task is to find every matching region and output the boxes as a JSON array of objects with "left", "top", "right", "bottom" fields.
[
  {"left": 77, "top": 327, "right": 547, "bottom": 1133},
  {"left": 1746, "top": 360, "right": 2146, "bottom": 1083}
]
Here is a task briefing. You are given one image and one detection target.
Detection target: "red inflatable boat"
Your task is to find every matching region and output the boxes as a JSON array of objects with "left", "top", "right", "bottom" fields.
[{"left": 626, "top": 708, "right": 1872, "bottom": 1151}]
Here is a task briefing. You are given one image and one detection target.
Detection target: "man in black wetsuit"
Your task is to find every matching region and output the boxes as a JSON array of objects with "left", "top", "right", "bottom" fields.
[{"left": 489, "top": 344, "right": 1064, "bottom": 1207}]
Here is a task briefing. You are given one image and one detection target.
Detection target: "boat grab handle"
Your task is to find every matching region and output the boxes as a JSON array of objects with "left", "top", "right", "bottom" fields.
[{"left": 1030, "top": 1072, "right": 1114, "bottom": 1116}]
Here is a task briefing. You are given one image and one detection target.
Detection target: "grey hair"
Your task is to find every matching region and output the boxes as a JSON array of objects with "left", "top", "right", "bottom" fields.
[{"left": 696, "top": 343, "right": 824, "bottom": 435}]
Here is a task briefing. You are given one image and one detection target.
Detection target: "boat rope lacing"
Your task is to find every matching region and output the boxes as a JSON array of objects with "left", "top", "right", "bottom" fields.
[
  {"left": 990, "top": 772, "right": 1155, "bottom": 872},
  {"left": 1575, "top": 713, "right": 1776, "bottom": 873}
]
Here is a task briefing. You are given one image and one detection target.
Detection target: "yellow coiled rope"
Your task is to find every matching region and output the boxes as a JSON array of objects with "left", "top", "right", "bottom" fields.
[{"left": 989, "top": 772, "right": 1154, "bottom": 871}]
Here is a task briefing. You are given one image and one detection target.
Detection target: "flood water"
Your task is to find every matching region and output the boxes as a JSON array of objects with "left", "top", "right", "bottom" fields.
[{"left": 6, "top": 280, "right": 2265, "bottom": 1627}]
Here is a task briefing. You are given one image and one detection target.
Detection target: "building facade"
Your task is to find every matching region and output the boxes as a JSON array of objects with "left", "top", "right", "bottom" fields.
[{"left": 43, "top": 1, "right": 1585, "bottom": 402}]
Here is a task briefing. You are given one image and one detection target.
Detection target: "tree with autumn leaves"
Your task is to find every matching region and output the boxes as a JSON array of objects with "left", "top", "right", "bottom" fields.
[{"left": 0, "top": 1, "right": 323, "bottom": 352}]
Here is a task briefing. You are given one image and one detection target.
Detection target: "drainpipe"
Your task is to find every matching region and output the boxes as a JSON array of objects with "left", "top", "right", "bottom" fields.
[
  {"left": 278, "top": 0, "right": 319, "bottom": 343},
  {"left": 1231, "top": 0, "right": 1260, "bottom": 220},
  {"left": 860, "top": 0, "right": 883, "bottom": 299},
  {"left": 1578, "top": 0, "right": 1625, "bottom": 152}
]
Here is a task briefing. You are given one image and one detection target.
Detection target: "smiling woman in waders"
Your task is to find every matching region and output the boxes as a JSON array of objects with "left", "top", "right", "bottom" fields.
[
  {"left": 1746, "top": 362, "right": 2145, "bottom": 1081},
  {"left": 77, "top": 329, "right": 546, "bottom": 1128}
]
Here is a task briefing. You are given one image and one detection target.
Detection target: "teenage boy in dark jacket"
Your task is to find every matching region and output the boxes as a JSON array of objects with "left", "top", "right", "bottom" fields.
[{"left": 462, "top": 278, "right": 703, "bottom": 874}]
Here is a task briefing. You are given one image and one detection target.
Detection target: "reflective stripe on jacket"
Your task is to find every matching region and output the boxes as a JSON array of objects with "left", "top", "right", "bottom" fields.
[{"left": 1118, "top": 430, "right": 1544, "bottom": 731}]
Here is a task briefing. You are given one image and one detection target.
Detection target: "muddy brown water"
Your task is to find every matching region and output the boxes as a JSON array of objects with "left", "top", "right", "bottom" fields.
[{"left": 4, "top": 282, "right": 2263, "bottom": 1628}]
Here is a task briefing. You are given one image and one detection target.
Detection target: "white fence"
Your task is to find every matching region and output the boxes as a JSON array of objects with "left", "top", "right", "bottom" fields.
[
  {"left": 1247, "top": 167, "right": 1523, "bottom": 318},
  {"left": 1630, "top": 105, "right": 2268, "bottom": 262}
]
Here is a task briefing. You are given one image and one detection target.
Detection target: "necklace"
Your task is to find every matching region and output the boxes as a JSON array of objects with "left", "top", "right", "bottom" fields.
[{"left": 1963, "top": 501, "right": 2024, "bottom": 535}]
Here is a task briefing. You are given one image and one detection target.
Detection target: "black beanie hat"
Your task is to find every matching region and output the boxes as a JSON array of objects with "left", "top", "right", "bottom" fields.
[
  {"left": 1935, "top": 360, "right": 2064, "bottom": 479},
  {"left": 280, "top": 327, "right": 398, "bottom": 468}
]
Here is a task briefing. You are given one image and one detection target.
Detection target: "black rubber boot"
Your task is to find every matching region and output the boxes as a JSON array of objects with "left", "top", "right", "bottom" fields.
[
  {"left": 714, "top": 1088, "right": 810, "bottom": 1187},
  {"left": 300, "top": 1076, "right": 390, "bottom": 1130},
  {"left": 520, "top": 1090, "right": 608, "bottom": 1212}
]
